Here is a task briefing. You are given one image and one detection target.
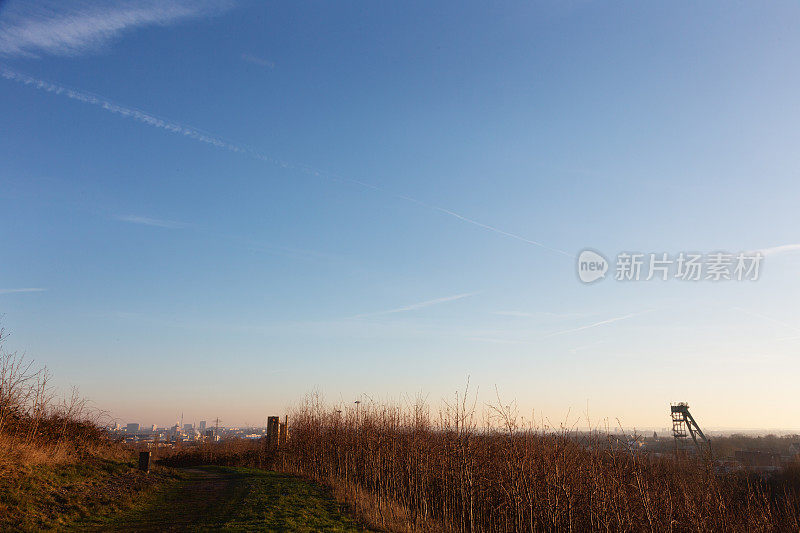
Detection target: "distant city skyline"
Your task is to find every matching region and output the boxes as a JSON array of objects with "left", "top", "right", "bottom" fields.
[{"left": 3, "top": 1, "right": 800, "bottom": 429}]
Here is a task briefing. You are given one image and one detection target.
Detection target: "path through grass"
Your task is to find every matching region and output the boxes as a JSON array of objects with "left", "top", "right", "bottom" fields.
[{"left": 82, "top": 466, "right": 370, "bottom": 532}]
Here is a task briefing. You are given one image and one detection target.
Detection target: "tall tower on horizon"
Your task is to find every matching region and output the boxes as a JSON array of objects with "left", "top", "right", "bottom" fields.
[{"left": 671, "top": 402, "right": 712, "bottom": 458}]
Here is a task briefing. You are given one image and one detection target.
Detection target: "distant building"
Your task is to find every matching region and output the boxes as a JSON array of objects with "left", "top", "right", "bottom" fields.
[
  {"left": 126, "top": 423, "right": 140, "bottom": 433},
  {"left": 199, "top": 421, "right": 207, "bottom": 431},
  {"left": 184, "top": 423, "right": 194, "bottom": 431},
  {"left": 151, "top": 424, "right": 157, "bottom": 432}
]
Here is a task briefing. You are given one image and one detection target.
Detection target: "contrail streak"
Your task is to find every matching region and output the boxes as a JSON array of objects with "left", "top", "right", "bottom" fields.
[
  {"left": 733, "top": 307, "right": 800, "bottom": 334},
  {"left": 0, "top": 288, "right": 47, "bottom": 294},
  {"left": 1, "top": 67, "right": 251, "bottom": 155},
  {"left": 351, "top": 292, "right": 477, "bottom": 319},
  {"left": 2, "top": 66, "right": 571, "bottom": 258},
  {"left": 540, "top": 312, "right": 642, "bottom": 339},
  {"left": 755, "top": 244, "right": 800, "bottom": 256},
  {"left": 396, "top": 195, "right": 573, "bottom": 257}
]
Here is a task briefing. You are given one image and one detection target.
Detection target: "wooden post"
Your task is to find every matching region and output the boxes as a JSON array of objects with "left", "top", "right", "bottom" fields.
[
  {"left": 138, "top": 451, "right": 151, "bottom": 472},
  {"left": 282, "top": 415, "right": 289, "bottom": 446},
  {"left": 266, "top": 416, "right": 279, "bottom": 448}
]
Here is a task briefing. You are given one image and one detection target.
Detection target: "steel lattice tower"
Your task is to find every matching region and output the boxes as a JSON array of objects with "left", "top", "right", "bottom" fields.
[{"left": 671, "top": 402, "right": 712, "bottom": 458}]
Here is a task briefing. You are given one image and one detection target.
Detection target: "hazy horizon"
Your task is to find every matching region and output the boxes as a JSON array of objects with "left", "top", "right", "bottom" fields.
[{"left": 3, "top": 1, "right": 800, "bottom": 430}]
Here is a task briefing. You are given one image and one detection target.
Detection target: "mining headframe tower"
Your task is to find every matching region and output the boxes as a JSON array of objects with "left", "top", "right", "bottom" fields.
[{"left": 671, "top": 402, "right": 712, "bottom": 459}]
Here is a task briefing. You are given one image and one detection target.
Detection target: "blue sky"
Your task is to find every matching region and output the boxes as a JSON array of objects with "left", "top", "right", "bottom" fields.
[{"left": 2, "top": 0, "right": 800, "bottom": 429}]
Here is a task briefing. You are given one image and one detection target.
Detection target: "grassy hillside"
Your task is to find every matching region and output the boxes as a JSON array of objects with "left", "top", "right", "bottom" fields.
[
  {"left": 0, "top": 330, "right": 177, "bottom": 530},
  {"left": 0, "top": 331, "right": 371, "bottom": 531},
  {"left": 0, "top": 458, "right": 175, "bottom": 531}
]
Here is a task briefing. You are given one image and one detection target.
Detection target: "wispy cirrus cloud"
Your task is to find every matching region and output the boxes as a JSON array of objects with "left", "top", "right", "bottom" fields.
[
  {"left": 241, "top": 53, "right": 274, "bottom": 69},
  {"left": 540, "top": 311, "right": 645, "bottom": 339},
  {"left": 493, "top": 310, "right": 593, "bottom": 319},
  {"left": 733, "top": 307, "right": 800, "bottom": 335},
  {"left": 755, "top": 244, "right": 800, "bottom": 257},
  {"left": 115, "top": 215, "right": 188, "bottom": 229},
  {"left": 1, "top": 66, "right": 568, "bottom": 259},
  {"left": 467, "top": 336, "right": 529, "bottom": 345},
  {"left": 351, "top": 293, "right": 477, "bottom": 319},
  {"left": 0, "top": 288, "right": 47, "bottom": 295},
  {"left": 0, "top": 0, "right": 232, "bottom": 58}
]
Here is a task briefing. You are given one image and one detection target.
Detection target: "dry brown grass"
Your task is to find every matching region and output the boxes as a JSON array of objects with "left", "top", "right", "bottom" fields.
[
  {"left": 277, "top": 391, "right": 800, "bottom": 532},
  {"left": 0, "top": 328, "right": 126, "bottom": 470},
  {"left": 160, "top": 389, "right": 800, "bottom": 531},
  {"left": 0, "top": 329, "right": 170, "bottom": 530},
  {"left": 157, "top": 436, "right": 276, "bottom": 469}
]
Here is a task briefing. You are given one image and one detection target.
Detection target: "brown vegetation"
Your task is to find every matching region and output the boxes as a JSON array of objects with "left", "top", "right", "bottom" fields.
[
  {"left": 281, "top": 393, "right": 800, "bottom": 531},
  {"left": 0, "top": 330, "right": 169, "bottom": 530},
  {"left": 157, "top": 437, "right": 276, "bottom": 469},
  {"left": 0, "top": 328, "right": 125, "bottom": 468},
  {"left": 168, "top": 390, "right": 800, "bottom": 532},
  {"left": 6, "top": 316, "right": 797, "bottom": 531}
]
